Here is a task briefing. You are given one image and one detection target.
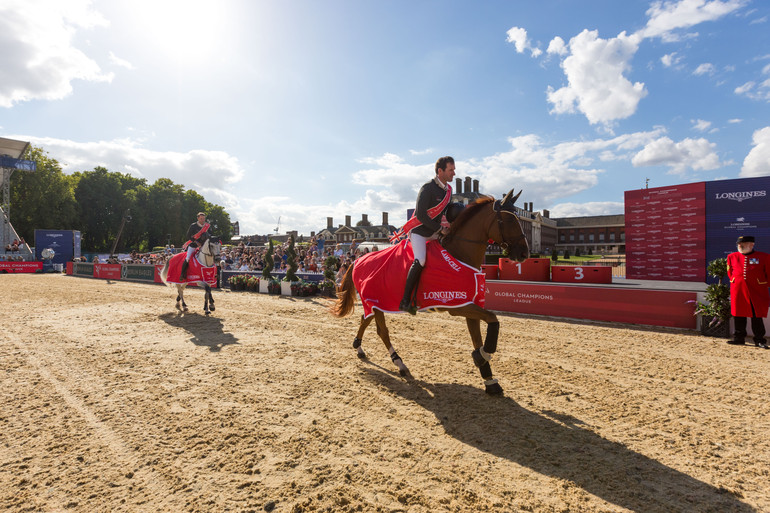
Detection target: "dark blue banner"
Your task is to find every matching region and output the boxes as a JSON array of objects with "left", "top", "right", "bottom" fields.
[
  {"left": 0, "top": 156, "right": 36, "bottom": 171},
  {"left": 705, "top": 176, "right": 770, "bottom": 271},
  {"left": 34, "top": 229, "right": 81, "bottom": 265}
]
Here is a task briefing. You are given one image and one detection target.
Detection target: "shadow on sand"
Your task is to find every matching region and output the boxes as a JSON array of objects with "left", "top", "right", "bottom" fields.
[
  {"left": 361, "top": 365, "right": 754, "bottom": 513},
  {"left": 159, "top": 312, "right": 240, "bottom": 352}
]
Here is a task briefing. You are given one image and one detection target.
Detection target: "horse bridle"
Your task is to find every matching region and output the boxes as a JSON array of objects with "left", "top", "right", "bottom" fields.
[
  {"left": 200, "top": 238, "right": 222, "bottom": 261},
  {"left": 446, "top": 200, "right": 526, "bottom": 252}
]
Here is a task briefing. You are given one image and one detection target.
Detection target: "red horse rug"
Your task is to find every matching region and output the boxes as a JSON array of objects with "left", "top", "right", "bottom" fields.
[
  {"left": 352, "top": 239, "right": 486, "bottom": 318},
  {"left": 165, "top": 252, "right": 218, "bottom": 286}
]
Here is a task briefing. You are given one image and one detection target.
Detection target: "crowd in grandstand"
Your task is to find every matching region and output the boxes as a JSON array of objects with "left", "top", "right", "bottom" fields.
[{"left": 79, "top": 238, "right": 378, "bottom": 276}]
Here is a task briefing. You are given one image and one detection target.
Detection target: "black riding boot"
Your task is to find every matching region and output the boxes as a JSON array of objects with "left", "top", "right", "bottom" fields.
[
  {"left": 180, "top": 259, "right": 189, "bottom": 280},
  {"left": 399, "top": 260, "right": 423, "bottom": 315}
]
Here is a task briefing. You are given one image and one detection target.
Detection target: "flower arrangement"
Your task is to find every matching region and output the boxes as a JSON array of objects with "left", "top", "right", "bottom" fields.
[
  {"left": 246, "top": 275, "right": 259, "bottom": 292},
  {"left": 228, "top": 274, "right": 249, "bottom": 291},
  {"left": 290, "top": 279, "right": 319, "bottom": 297},
  {"left": 267, "top": 278, "right": 281, "bottom": 295}
]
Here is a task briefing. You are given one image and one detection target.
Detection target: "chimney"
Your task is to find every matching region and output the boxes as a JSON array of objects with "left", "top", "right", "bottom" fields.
[
  {"left": 455, "top": 178, "right": 462, "bottom": 194},
  {"left": 472, "top": 179, "right": 479, "bottom": 193},
  {"left": 345, "top": 215, "right": 351, "bottom": 227},
  {"left": 382, "top": 212, "right": 389, "bottom": 226},
  {"left": 327, "top": 217, "right": 333, "bottom": 229},
  {"left": 361, "top": 214, "right": 368, "bottom": 225},
  {"left": 464, "top": 177, "right": 472, "bottom": 194},
  {"left": 543, "top": 209, "right": 550, "bottom": 218}
]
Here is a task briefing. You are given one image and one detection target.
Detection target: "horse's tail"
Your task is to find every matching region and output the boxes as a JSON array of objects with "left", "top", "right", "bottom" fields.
[
  {"left": 159, "top": 259, "right": 170, "bottom": 285},
  {"left": 329, "top": 263, "right": 356, "bottom": 318}
]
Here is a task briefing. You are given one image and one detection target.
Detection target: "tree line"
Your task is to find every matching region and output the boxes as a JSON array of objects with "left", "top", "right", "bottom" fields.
[{"left": 10, "top": 146, "right": 234, "bottom": 252}]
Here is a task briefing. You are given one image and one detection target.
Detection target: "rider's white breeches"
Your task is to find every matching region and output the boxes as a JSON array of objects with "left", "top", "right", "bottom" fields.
[
  {"left": 409, "top": 232, "right": 438, "bottom": 266},
  {"left": 186, "top": 246, "right": 196, "bottom": 261}
]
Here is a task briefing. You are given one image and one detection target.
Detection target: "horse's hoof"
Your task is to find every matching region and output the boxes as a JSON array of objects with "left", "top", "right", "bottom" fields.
[
  {"left": 210, "top": 306, "right": 216, "bottom": 312},
  {"left": 484, "top": 383, "right": 504, "bottom": 396},
  {"left": 399, "top": 368, "right": 409, "bottom": 377},
  {"left": 175, "top": 304, "right": 182, "bottom": 311},
  {"left": 183, "top": 307, "right": 189, "bottom": 312},
  {"left": 205, "top": 311, "right": 210, "bottom": 316},
  {"left": 356, "top": 348, "right": 367, "bottom": 359}
]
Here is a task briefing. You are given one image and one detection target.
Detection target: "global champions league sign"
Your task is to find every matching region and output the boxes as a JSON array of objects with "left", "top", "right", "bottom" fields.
[{"left": 706, "top": 176, "right": 770, "bottom": 270}]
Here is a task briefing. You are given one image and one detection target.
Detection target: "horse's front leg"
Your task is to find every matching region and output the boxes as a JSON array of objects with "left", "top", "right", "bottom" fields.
[
  {"left": 178, "top": 285, "right": 188, "bottom": 312},
  {"left": 203, "top": 284, "right": 211, "bottom": 316},
  {"left": 373, "top": 310, "right": 410, "bottom": 377},
  {"left": 450, "top": 307, "right": 502, "bottom": 395},
  {"left": 207, "top": 284, "right": 215, "bottom": 313}
]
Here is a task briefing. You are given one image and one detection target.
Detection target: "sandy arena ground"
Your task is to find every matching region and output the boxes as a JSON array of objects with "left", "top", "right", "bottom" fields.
[{"left": 1, "top": 274, "right": 768, "bottom": 513}]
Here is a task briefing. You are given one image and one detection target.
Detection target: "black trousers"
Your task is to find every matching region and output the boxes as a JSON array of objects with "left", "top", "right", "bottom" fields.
[{"left": 733, "top": 314, "right": 767, "bottom": 343}]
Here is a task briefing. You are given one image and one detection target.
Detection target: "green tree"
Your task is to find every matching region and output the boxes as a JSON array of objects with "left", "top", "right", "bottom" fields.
[
  {"left": 10, "top": 146, "right": 78, "bottom": 241},
  {"left": 72, "top": 167, "right": 134, "bottom": 251},
  {"left": 285, "top": 235, "right": 298, "bottom": 282}
]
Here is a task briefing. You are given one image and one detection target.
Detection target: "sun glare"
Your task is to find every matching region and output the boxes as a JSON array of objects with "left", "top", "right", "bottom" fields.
[{"left": 135, "top": 0, "right": 227, "bottom": 65}]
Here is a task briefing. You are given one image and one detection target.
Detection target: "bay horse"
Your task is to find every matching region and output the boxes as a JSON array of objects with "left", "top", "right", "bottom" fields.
[
  {"left": 331, "top": 190, "right": 529, "bottom": 395},
  {"left": 159, "top": 236, "right": 221, "bottom": 315}
]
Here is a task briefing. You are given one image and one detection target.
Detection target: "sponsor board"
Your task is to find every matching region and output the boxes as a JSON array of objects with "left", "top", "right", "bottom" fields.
[
  {"left": 705, "top": 176, "right": 770, "bottom": 274},
  {"left": 625, "top": 182, "right": 706, "bottom": 281},
  {"left": 486, "top": 282, "right": 697, "bottom": 329},
  {"left": 0, "top": 261, "right": 43, "bottom": 273},
  {"left": 123, "top": 264, "right": 157, "bottom": 282},
  {"left": 73, "top": 262, "right": 94, "bottom": 276},
  {"left": 94, "top": 264, "right": 122, "bottom": 280}
]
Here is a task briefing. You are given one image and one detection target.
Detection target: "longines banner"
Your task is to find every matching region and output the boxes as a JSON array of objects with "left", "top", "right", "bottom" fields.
[
  {"left": 705, "top": 176, "right": 770, "bottom": 271},
  {"left": 625, "top": 182, "right": 706, "bottom": 282}
]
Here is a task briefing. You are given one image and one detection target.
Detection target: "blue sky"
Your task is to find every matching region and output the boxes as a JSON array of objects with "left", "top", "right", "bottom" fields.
[{"left": 2, "top": 0, "right": 769, "bottom": 235}]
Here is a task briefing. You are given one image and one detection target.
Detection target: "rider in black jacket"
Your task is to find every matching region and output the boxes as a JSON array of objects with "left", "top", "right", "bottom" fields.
[
  {"left": 399, "top": 156, "right": 455, "bottom": 313},
  {"left": 181, "top": 212, "right": 210, "bottom": 279}
]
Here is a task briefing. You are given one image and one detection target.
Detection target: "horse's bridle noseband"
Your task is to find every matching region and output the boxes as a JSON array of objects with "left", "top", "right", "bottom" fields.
[{"left": 491, "top": 200, "right": 527, "bottom": 253}]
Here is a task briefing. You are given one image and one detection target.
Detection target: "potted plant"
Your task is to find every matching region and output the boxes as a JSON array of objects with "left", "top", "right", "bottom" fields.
[
  {"left": 260, "top": 239, "right": 275, "bottom": 293},
  {"left": 319, "top": 255, "right": 339, "bottom": 297},
  {"left": 282, "top": 235, "right": 299, "bottom": 295},
  {"left": 246, "top": 275, "right": 258, "bottom": 292},
  {"left": 268, "top": 278, "right": 281, "bottom": 294},
  {"left": 692, "top": 258, "right": 731, "bottom": 337}
]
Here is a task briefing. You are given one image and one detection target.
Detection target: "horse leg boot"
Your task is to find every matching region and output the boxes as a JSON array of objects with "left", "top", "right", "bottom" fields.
[{"left": 399, "top": 260, "right": 423, "bottom": 315}]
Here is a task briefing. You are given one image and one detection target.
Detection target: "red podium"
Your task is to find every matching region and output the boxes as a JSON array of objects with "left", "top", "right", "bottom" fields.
[
  {"left": 498, "top": 258, "right": 551, "bottom": 281},
  {"left": 550, "top": 265, "right": 612, "bottom": 284},
  {"left": 481, "top": 264, "right": 499, "bottom": 280}
]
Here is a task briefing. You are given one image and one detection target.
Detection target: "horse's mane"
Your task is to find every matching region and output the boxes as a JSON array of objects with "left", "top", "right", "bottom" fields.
[{"left": 446, "top": 195, "right": 494, "bottom": 239}]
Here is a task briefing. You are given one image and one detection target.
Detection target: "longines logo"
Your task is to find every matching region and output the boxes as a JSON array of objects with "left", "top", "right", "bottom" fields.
[
  {"left": 715, "top": 190, "right": 766, "bottom": 202},
  {"left": 422, "top": 290, "right": 467, "bottom": 303}
]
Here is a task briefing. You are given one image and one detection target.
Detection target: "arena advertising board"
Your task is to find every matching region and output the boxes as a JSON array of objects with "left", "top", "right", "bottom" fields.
[
  {"left": 94, "top": 264, "right": 122, "bottom": 280},
  {"left": 625, "top": 183, "right": 706, "bottom": 282},
  {"left": 705, "top": 176, "right": 770, "bottom": 270},
  {"left": 0, "top": 261, "right": 43, "bottom": 273},
  {"left": 122, "top": 264, "right": 157, "bottom": 282},
  {"left": 73, "top": 262, "right": 94, "bottom": 276},
  {"left": 486, "top": 282, "right": 697, "bottom": 329},
  {"left": 34, "top": 229, "right": 81, "bottom": 265}
]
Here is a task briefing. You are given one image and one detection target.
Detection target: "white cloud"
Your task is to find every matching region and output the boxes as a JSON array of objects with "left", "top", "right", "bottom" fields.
[
  {"left": 108, "top": 51, "right": 134, "bottom": 70},
  {"left": 660, "top": 52, "right": 680, "bottom": 67},
  {"left": 741, "top": 126, "right": 770, "bottom": 177},
  {"left": 0, "top": 0, "right": 113, "bottom": 107},
  {"left": 548, "top": 201, "right": 625, "bottom": 218},
  {"left": 640, "top": 0, "right": 745, "bottom": 40},
  {"left": 546, "top": 30, "right": 646, "bottom": 127},
  {"left": 728, "top": 118, "right": 743, "bottom": 123},
  {"left": 505, "top": 26, "right": 541, "bottom": 57},
  {"left": 532, "top": 0, "right": 743, "bottom": 126},
  {"left": 409, "top": 148, "right": 434, "bottom": 156},
  {"left": 734, "top": 79, "right": 770, "bottom": 101},
  {"left": 631, "top": 136, "right": 723, "bottom": 173},
  {"left": 10, "top": 134, "right": 244, "bottom": 190},
  {"left": 546, "top": 37, "right": 567, "bottom": 56},
  {"left": 693, "top": 62, "right": 716, "bottom": 75},
  {"left": 691, "top": 119, "right": 712, "bottom": 131}
]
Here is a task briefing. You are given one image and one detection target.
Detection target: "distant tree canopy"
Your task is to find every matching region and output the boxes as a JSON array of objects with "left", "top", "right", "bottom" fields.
[{"left": 10, "top": 146, "right": 234, "bottom": 252}]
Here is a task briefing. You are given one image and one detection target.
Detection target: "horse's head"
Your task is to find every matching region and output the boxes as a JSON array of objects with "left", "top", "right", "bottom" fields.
[
  {"left": 203, "top": 236, "right": 222, "bottom": 262},
  {"left": 492, "top": 189, "right": 529, "bottom": 263}
]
